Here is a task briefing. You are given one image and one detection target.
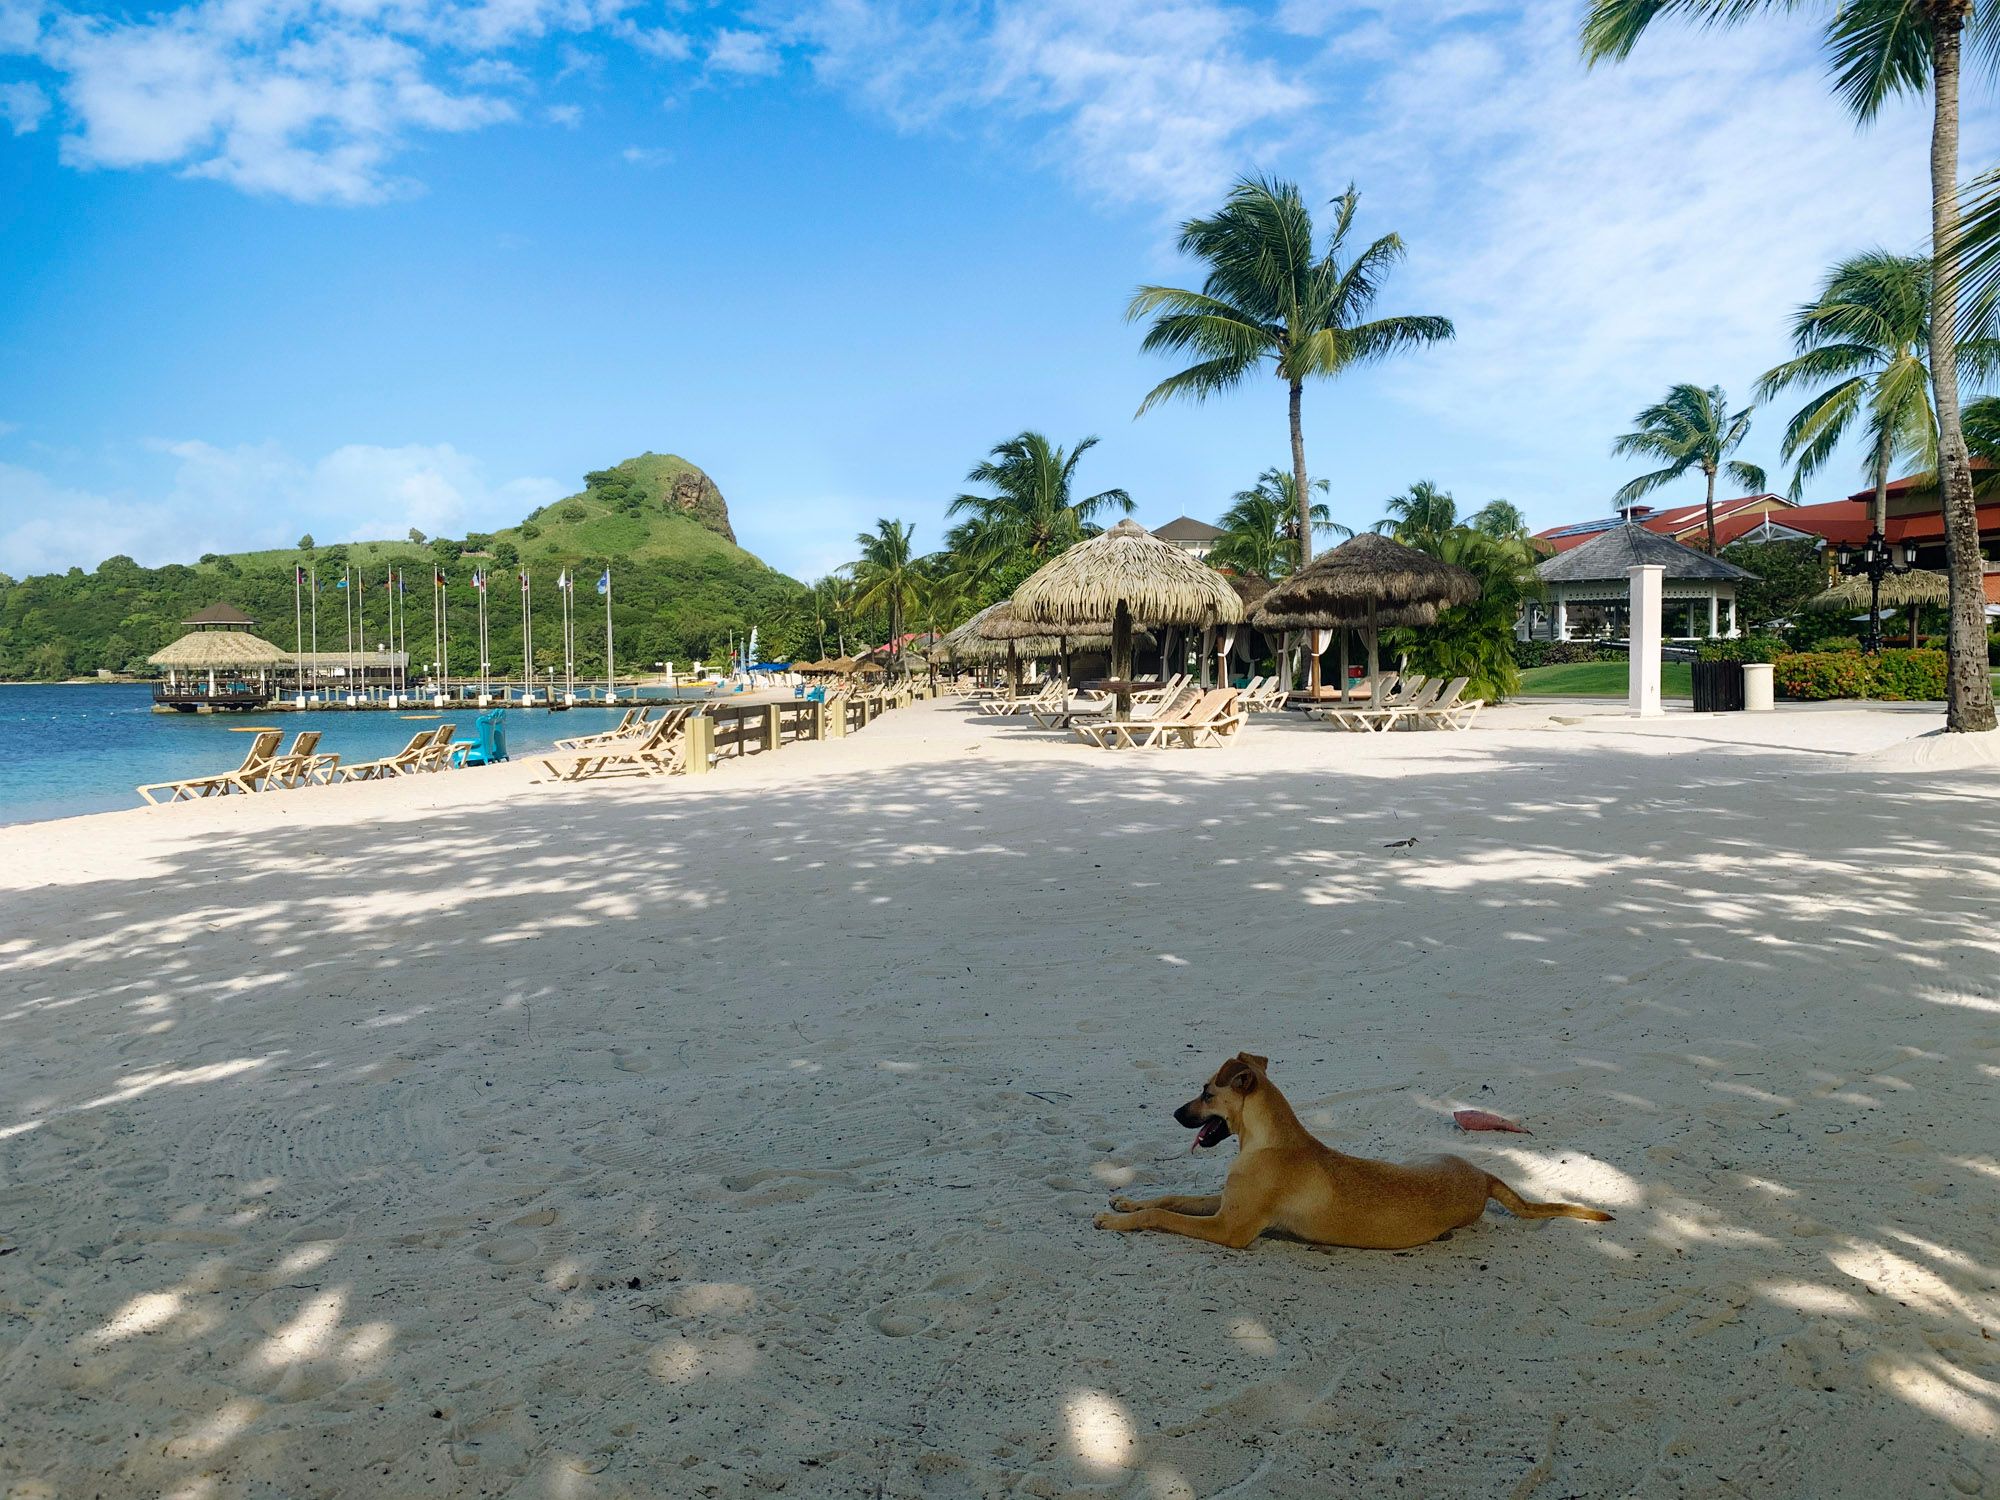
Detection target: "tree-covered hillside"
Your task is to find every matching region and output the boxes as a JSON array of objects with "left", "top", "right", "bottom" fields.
[{"left": 0, "top": 454, "right": 808, "bottom": 680}]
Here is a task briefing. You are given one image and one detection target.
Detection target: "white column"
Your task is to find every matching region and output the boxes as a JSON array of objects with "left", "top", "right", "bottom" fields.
[
  {"left": 1708, "top": 593, "right": 1720, "bottom": 638},
  {"left": 1629, "top": 564, "right": 1664, "bottom": 718},
  {"left": 1554, "top": 594, "right": 1569, "bottom": 641},
  {"left": 1726, "top": 594, "right": 1738, "bottom": 638}
]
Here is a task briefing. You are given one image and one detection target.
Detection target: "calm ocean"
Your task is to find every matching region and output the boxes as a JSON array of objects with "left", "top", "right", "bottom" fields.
[{"left": 0, "top": 683, "right": 682, "bottom": 827}]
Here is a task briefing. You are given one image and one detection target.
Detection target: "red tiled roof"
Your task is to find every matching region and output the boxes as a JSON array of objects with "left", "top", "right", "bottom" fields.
[{"left": 1533, "top": 493, "right": 1794, "bottom": 553}]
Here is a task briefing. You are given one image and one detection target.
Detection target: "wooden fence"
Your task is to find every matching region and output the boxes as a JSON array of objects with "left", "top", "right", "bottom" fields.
[{"left": 681, "top": 683, "right": 932, "bottom": 776}]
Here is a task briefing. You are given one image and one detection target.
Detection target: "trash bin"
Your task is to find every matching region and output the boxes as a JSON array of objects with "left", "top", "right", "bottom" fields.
[
  {"left": 1690, "top": 660, "right": 1746, "bottom": 712},
  {"left": 1742, "top": 662, "right": 1774, "bottom": 712}
]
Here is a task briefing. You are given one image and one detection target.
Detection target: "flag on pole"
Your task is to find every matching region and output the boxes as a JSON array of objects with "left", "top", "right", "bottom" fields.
[
  {"left": 336, "top": 576, "right": 349, "bottom": 589},
  {"left": 472, "top": 570, "right": 486, "bottom": 591},
  {"left": 596, "top": 569, "right": 610, "bottom": 596},
  {"left": 434, "top": 568, "right": 445, "bottom": 589},
  {"left": 557, "top": 569, "right": 569, "bottom": 592},
  {"left": 520, "top": 571, "right": 530, "bottom": 593}
]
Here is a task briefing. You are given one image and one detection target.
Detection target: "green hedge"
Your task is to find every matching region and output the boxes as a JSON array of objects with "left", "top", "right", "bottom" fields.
[
  {"left": 1511, "top": 640, "right": 1613, "bottom": 669},
  {"left": 1695, "top": 635, "right": 1785, "bottom": 664},
  {"left": 1773, "top": 649, "right": 1946, "bottom": 701}
]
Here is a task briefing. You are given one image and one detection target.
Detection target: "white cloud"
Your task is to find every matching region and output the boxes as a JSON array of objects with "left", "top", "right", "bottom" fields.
[
  {"left": 0, "top": 78, "right": 47, "bottom": 132},
  {"left": 620, "top": 142, "right": 667, "bottom": 166},
  {"left": 782, "top": 0, "right": 1310, "bottom": 216},
  {"left": 618, "top": 22, "right": 691, "bottom": 61},
  {"left": 707, "top": 27, "right": 778, "bottom": 78},
  {"left": 545, "top": 101, "right": 581, "bottom": 126},
  {"left": 0, "top": 440, "right": 564, "bottom": 576}
]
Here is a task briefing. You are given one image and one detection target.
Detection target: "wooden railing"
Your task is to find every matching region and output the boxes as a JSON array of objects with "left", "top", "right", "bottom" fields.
[{"left": 682, "top": 684, "right": 929, "bottom": 776}]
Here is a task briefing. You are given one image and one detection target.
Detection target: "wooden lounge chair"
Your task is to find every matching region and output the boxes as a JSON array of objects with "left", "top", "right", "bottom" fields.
[
  {"left": 336, "top": 729, "right": 437, "bottom": 782},
  {"left": 1129, "top": 673, "right": 1187, "bottom": 706},
  {"left": 1396, "top": 677, "right": 1470, "bottom": 731},
  {"left": 264, "top": 730, "right": 339, "bottom": 788},
  {"left": 409, "top": 724, "right": 459, "bottom": 771},
  {"left": 979, "top": 680, "right": 1065, "bottom": 716},
  {"left": 1071, "top": 686, "right": 1203, "bottom": 748},
  {"left": 137, "top": 729, "right": 285, "bottom": 804},
  {"left": 1078, "top": 689, "right": 1241, "bottom": 749},
  {"left": 538, "top": 710, "right": 694, "bottom": 781},
  {"left": 552, "top": 707, "right": 646, "bottom": 750}
]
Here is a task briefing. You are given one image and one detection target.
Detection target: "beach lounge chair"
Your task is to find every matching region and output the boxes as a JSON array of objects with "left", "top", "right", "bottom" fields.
[
  {"left": 264, "top": 730, "right": 340, "bottom": 788},
  {"left": 1071, "top": 685, "right": 1201, "bottom": 748},
  {"left": 552, "top": 707, "right": 645, "bottom": 750},
  {"left": 1130, "top": 673, "right": 1187, "bottom": 706},
  {"left": 409, "top": 724, "right": 459, "bottom": 771},
  {"left": 1028, "top": 691, "right": 1113, "bottom": 729},
  {"left": 979, "top": 680, "right": 1065, "bottom": 716},
  {"left": 1077, "top": 689, "right": 1241, "bottom": 749},
  {"left": 537, "top": 708, "right": 695, "bottom": 781},
  {"left": 1397, "top": 677, "right": 1470, "bottom": 731},
  {"left": 336, "top": 729, "right": 438, "bottom": 782},
  {"left": 136, "top": 729, "right": 285, "bottom": 804},
  {"left": 1310, "top": 675, "right": 1427, "bottom": 732}
]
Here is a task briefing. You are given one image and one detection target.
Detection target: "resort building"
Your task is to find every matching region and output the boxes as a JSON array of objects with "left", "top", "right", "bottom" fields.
[
  {"left": 1534, "top": 493, "right": 1800, "bottom": 554},
  {"left": 1525, "top": 526, "right": 1756, "bottom": 641},
  {"left": 1152, "top": 516, "right": 1226, "bottom": 560}
]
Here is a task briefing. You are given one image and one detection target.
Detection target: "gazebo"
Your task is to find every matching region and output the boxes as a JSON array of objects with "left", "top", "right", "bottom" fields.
[
  {"left": 1530, "top": 525, "right": 1756, "bottom": 641},
  {"left": 148, "top": 604, "right": 291, "bottom": 711}
]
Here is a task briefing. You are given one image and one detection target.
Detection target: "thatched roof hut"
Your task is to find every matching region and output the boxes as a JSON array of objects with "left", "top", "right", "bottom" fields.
[
  {"left": 148, "top": 630, "right": 291, "bottom": 671},
  {"left": 182, "top": 602, "right": 258, "bottom": 628},
  {"left": 1253, "top": 533, "right": 1481, "bottom": 692},
  {"left": 1013, "top": 520, "right": 1243, "bottom": 714},
  {"left": 1808, "top": 569, "right": 1949, "bottom": 612}
]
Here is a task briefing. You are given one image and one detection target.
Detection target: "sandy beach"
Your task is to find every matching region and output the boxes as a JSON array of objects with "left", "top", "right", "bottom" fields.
[{"left": 2, "top": 695, "right": 1997, "bottom": 1498}]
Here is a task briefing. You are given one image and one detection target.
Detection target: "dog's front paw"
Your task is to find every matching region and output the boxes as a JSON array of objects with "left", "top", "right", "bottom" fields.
[
  {"left": 1108, "top": 1196, "right": 1143, "bottom": 1213},
  {"left": 1093, "top": 1211, "right": 1126, "bottom": 1231}
]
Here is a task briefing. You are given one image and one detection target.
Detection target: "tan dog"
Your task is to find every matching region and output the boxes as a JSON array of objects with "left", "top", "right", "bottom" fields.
[{"left": 1094, "top": 1053, "right": 1613, "bottom": 1250}]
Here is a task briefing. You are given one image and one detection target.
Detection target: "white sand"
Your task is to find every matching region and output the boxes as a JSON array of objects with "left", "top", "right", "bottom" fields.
[{"left": 2, "top": 697, "right": 1998, "bottom": 1498}]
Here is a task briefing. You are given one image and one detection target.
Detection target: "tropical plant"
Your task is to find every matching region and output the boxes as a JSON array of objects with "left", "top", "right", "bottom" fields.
[
  {"left": 847, "top": 519, "right": 918, "bottom": 671},
  {"left": 947, "top": 432, "right": 1132, "bottom": 565},
  {"left": 1128, "top": 175, "right": 1453, "bottom": 572},
  {"left": 1609, "top": 384, "right": 1766, "bottom": 551},
  {"left": 1374, "top": 480, "right": 1461, "bottom": 553},
  {"left": 1469, "top": 500, "right": 1530, "bottom": 541},
  {"left": 1583, "top": 0, "right": 1994, "bottom": 730},
  {"left": 1383, "top": 526, "right": 1542, "bottom": 703},
  {"left": 1208, "top": 469, "right": 1336, "bottom": 578}
]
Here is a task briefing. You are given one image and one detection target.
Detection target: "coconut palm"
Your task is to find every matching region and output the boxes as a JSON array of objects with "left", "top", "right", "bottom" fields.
[
  {"left": 947, "top": 432, "right": 1132, "bottom": 565},
  {"left": 1469, "top": 500, "right": 1530, "bottom": 542},
  {"left": 847, "top": 519, "right": 917, "bottom": 672},
  {"left": 1583, "top": 0, "right": 1994, "bottom": 728},
  {"left": 1128, "top": 176, "right": 1454, "bottom": 573},
  {"left": 1374, "top": 480, "right": 1461, "bottom": 554},
  {"left": 1209, "top": 469, "right": 1337, "bottom": 579},
  {"left": 1383, "top": 527, "right": 1543, "bottom": 704},
  {"left": 1609, "top": 385, "right": 1766, "bottom": 552}
]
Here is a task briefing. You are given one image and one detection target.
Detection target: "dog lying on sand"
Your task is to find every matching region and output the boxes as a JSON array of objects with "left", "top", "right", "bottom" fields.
[{"left": 1094, "top": 1053, "right": 1613, "bottom": 1251}]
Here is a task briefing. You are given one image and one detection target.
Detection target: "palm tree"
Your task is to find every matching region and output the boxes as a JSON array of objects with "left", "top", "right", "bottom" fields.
[
  {"left": 1469, "top": 499, "right": 1531, "bottom": 542},
  {"left": 948, "top": 432, "right": 1132, "bottom": 563},
  {"left": 1374, "top": 480, "right": 1461, "bottom": 554},
  {"left": 1609, "top": 384, "right": 1766, "bottom": 552},
  {"left": 1209, "top": 469, "right": 1336, "bottom": 579},
  {"left": 1384, "top": 528, "right": 1543, "bottom": 704},
  {"left": 847, "top": 520, "right": 917, "bottom": 672},
  {"left": 1583, "top": 0, "right": 1994, "bottom": 729},
  {"left": 1128, "top": 176, "right": 1454, "bottom": 577}
]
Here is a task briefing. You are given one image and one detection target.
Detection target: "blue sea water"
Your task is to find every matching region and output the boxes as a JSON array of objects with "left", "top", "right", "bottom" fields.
[{"left": 0, "top": 683, "right": 691, "bottom": 827}]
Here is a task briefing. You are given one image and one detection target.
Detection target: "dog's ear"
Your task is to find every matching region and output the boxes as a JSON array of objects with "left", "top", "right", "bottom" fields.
[
  {"left": 1224, "top": 1065, "right": 1258, "bottom": 1094},
  {"left": 1237, "top": 1052, "right": 1269, "bottom": 1072}
]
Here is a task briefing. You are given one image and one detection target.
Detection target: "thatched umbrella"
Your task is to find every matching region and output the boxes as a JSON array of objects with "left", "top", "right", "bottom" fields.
[
  {"left": 1013, "top": 520, "right": 1244, "bottom": 718},
  {"left": 1253, "top": 533, "right": 1479, "bottom": 697},
  {"left": 1808, "top": 568, "right": 1949, "bottom": 647}
]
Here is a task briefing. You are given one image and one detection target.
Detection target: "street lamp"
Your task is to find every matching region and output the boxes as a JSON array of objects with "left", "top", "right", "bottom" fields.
[{"left": 1834, "top": 529, "right": 1921, "bottom": 654}]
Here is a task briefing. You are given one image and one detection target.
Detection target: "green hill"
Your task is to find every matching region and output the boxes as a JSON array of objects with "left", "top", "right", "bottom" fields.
[{"left": 0, "top": 454, "right": 808, "bottom": 679}]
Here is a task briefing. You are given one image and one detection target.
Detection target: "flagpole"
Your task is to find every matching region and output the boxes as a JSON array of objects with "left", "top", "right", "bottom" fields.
[
  {"left": 521, "top": 570, "right": 532, "bottom": 705},
  {"left": 309, "top": 562, "right": 319, "bottom": 701},
  {"left": 603, "top": 570, "right": 615, "bottom": 704},
  {"left": 344, "top": 565, "right": 355, "bottom": 706},
  {"left": 293, "top": 563, "right": 304, "bottom": 702}
]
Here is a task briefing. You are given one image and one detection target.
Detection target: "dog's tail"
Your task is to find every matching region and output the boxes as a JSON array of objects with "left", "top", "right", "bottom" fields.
[{"left": 1486, "top": 1176, "right": 1614, "bottom": 1223}]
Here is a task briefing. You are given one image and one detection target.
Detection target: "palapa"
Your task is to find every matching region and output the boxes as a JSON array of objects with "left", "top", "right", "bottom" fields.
[
  {"left": 1013, "top": 520, "right": 1242, "bottom": 717},
  {"left": 1809, "top": 568, "right": 1949, "bottom": 646},
  {"left": 1253, "top": 533, "right": 1480, "bottom": 696},
  {"left": 148, "top": 630, "right": 293, "bottom": 670}
]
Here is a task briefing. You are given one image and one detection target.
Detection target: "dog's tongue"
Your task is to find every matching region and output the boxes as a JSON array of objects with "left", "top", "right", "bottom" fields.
[{"left": 1191, "top": 1119, "right": 1229, "bottom": 1151}]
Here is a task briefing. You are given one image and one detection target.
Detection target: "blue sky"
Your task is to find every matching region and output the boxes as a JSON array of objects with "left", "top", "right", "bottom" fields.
[{"left": 0, "top": 0, "right": 1988, "bottom": 582}]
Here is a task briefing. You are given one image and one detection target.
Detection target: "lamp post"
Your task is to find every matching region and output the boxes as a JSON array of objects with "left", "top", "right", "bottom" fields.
[{"left": 1834, "top": 529, "right": 1920, "bottom": 654}]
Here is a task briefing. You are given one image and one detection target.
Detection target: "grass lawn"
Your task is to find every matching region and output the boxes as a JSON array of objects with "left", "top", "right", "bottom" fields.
[{"left": 1517, "top": 660, "right": 1694, "bottom": 698}]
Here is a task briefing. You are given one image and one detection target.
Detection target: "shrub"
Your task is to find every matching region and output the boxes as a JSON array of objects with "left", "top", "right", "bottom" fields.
[
  {"left": 1773, "top": 649, "right": 1946, "bottom": 701},
  {"left": 1512, "top": 640, "right": 1609, "bottom": 669},
  {"left": 1805, "top": 633, "right": 1862, "bottom": 654},
  {"left": 1696, "top": 635, "right": 1785, "bottom": 664},
  {"left": 561, "top": 504, "right": 587, "bottom": 522},
  {"left": 519, "top": 523, "right": 542, "bottom": 540}
]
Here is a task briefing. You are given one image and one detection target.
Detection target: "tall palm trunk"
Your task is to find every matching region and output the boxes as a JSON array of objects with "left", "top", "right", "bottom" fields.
[
  {"left": 1703, "top": 465, "right": 1718, "bottom": 553},
  {"left": 1871, "top": 426, "right": 1895, "bottom": 647},
  {"left": 1928, "top": 5, "right": 1998, "bottom": 732},
  {"left": 1288, "top": 376, "right": 1322, "bottom": 694}
]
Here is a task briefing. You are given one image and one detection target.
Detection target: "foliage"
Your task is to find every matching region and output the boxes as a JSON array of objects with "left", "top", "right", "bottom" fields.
[
  {"left": 1208, "top": 469, "right": 1332, "bottom": 578},
  {"left": 1610, "top": 383, "right": 1765, "bottom": 550},
  {"left": 407, "top": 528, "right": 427, "bottom": 545},
  {"left": 1128, "top": 174, "right": 1452, "bottom": 552},
  {"left": 947, "top": 432, "right": 1132, "bottom": 566},
  {"left": 1695, "top": 635, "right": 1786, "bottom": 663},
  {"left": 1718, "top": 538, "right": 1832, "bottom": 627},
  {"left": 0, "top": 451, "right": 808, "bottom": 680},
  {"left": 297, "top": 534, "right": 314, "bottom": 550},
  {"left": 1377, "top": 489, "right": 1543, "bottom": 701},
  {"left": 1512, "top": 639, "right": 1613, "bottom": 669},
  {"left": 846, "top": 520, "right": 918, "bottom": 667},
  {"left": 1773, "top": 648, "right": 1947, "bottom": 700}
]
